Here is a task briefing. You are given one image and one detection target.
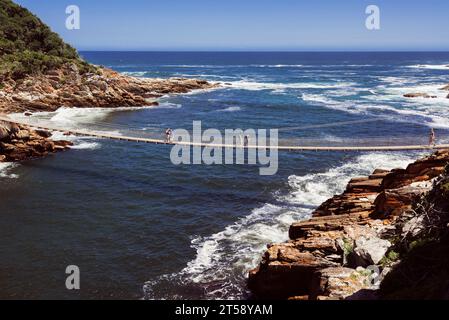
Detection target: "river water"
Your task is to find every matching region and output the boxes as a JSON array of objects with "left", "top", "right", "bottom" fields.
[{"left": 1, "top": 52, "right": 449, "bottom": 299}]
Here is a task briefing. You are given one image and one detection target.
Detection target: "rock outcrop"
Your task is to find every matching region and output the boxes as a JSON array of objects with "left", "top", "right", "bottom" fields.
[
  {"left": 0, "top": 63, "right": 218, "bottom": 163},
  {"left": 248, "top": 151, "right": 449, "bottom": 300},
  {"left": 0, "top": 63, "right": 218, "bottom": 113},
  {"left": 403, "top": 93, "right": 437, "bottom": 99},
  {"left": 0, "top": 120, "right": 72, "bottom": 162}
]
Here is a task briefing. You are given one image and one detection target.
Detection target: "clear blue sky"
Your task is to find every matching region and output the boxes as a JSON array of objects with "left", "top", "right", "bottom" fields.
[{"left": 14, "top": 0, "right": 449, "bottom": 51}]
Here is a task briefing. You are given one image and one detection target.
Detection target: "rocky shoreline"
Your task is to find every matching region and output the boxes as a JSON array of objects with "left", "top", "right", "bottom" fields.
[
  {"left": 403, "top": 83, "right": 449, "bottom": 99},
  {"left": 0, "top": 121, "right": 72, "bottom": 162},
  {"left": 0, "top": 63, "right": 218, "bottom": 113},
  {"left": 0, "top": 63, "right": 218, "bottom": 163},
  {"left": 248, "top": 150, "right": 449, "bottom": 300}
]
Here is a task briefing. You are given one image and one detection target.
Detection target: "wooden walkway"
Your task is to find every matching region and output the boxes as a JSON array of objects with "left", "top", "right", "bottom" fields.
[{"left": 1, "top": 115, "right": 448, "bottom": 152}]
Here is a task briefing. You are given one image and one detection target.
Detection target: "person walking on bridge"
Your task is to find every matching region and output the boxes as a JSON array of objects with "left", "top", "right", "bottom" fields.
[
  {"left": 165, "top": 128, "right": 173, "bottom": 143},
  {"left": 429, "top": 128, "right": 436, "bottom": 147}
]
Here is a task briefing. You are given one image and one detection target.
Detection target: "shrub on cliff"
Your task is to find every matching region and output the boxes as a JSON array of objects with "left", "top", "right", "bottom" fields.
[
  {"left": 379, "top": 172, "right": 449, "bottom": 299},
  {"left": 0, "top": 0, "right": 95, "bottom": 80}
]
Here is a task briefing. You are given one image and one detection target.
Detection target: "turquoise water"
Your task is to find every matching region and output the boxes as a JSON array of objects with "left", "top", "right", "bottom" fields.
[{"left": 1, "top": 52, "right": 449, "bottom": 299}]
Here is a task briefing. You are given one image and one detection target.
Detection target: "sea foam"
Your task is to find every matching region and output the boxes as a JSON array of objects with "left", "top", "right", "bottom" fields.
[
  {"left": 0, "top": 162, "right": 18, "bottom": 179},
  {"left": 143, "top": 152, "right": 421, "bottom": 300}
]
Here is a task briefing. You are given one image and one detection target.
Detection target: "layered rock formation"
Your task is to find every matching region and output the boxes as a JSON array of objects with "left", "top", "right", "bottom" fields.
[
  {"left": 248, "top": 151, "right": 449, "bottom": 300},
  {"left": 0, "top": 63, "right": 218, "bottom": 113},
  {"left": 0, "top": 64, "right": 218, "bottom": 162},
  {"left": 0, "top": 120, "right": 72, "bottom": 162}
]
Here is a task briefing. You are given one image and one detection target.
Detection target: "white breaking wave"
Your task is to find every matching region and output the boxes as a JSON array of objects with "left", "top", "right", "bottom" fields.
[
  {"left": 49, "top": 107, "right": 114, "bottom": 125},
  {"left": 0, "top": 162, "right": 18, "bottom": 179},
  {"left": 69, "top": 142, "right": 101, "bottom": 150},
  {"left": 301, "top": 88, "right": 449, "bottom": 129},
  {"left": 225, "top": 80, "right": 355, "bottom": 91},
  {"left": 250, "top": 64, "right": 303, "bottom": 68},
  {"left": 162, "top": 64, "right": 304, "bottom": 69},
  {"left": 301, "top": 93, "right": 335, "bottom": 104},
  {"left": 143, "top": 152, "right": 421, "bottom": 300},
  {"left": 122, "top": 71, "right": 147, "bottom": 77},
  {"left": 378, "top": 76, "right": 419, "bottom": 86},
  {"left": 10, "top": 104, "right": 177, "bottom": 130},
  {"left": 50, "top": 131, "right": 103, "bottom": 151},
  {"left": 151, "top": 102, "right": 182, "bottom": 109},
  {"left": 406, "top": 64, "right": 449, "bottom": 70},
  {"left": 216, "top": 106, "right": 241, "bottom": 113},
  {"left": 382, "top": 83, "right": 449, "bottom": 103}
]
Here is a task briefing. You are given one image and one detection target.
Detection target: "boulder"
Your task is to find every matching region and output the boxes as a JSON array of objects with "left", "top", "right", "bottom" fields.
[
  {"left": 0, "top": 126, "right": 9, "bottom": 140},
  {"left": 15, "top": 130, "right": 30, "bottom": 140},
  {"left": 374, "top": 183, "right": 432, "bottom": 218},
  {"left": 310, "top": 267, "right": 374, "bottom": 300},
  {"left": 347, "top": 178, "right": 384, "bottom": 193},
  {"left": 352, "top": 237, "right": 391, "bottom": 267},
  {"left": 401, "top": 215, "right": 425, "bottom": 238},
  {"left": 34, "top": 129, "right": 52, "bottom": 138}
]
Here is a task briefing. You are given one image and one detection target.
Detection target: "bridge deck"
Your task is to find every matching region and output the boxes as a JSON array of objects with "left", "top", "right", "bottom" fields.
[{"left": 1, "top": 115, "right": 448, "bottom": 152}]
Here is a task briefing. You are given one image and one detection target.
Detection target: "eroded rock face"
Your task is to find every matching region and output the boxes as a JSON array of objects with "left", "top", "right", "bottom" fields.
[
  {"left": 0, "top": 121, "right": 72, "bottom": 162},
  {"left": 310, "top": 267, "right": 376, "bottom": 300},
  {"left": 248, "top": 151, "right": 449, "bottom": 300},
  {"left": 0, "top": 64, "right": 219, "bottom": 113}
]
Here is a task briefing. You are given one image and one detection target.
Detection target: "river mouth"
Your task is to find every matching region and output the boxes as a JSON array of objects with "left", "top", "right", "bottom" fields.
[{"left": 1, "top": 52, "right": 449, "bottom": 299}]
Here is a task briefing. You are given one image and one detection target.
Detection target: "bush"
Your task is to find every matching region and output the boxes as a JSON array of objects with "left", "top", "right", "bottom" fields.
[{"left": 0, "top": 0, "right": 87, "bottom": 80}]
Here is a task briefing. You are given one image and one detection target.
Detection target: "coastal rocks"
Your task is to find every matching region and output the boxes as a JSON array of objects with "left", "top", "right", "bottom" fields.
[
  {"left": 0, "top": 121, "right": 72, "bottom": 162},
  {"left": 352, "top": 237, "right": 391, "bottom": 266},
  {"left": 247, "top": 244, "right": 338, "bottom": 299},
  {"left": 403, "top": 93, "right": 437, "bottom": 98},
  {"left": 0, "top": 64, "right": 219, "bottom": 113},
  {"left": 310, "top": 267, "right": 375, "bottom": 300},
  {"left": 249, "top": 151, "right": 449, "bottom": 300},
  {"left": 0, "top": 64, "right": 217, "bottom": 162},
  {"left": 440, "top": 84, "right": 449, "bottom": 91},
  {"left": 374, "top": 182, "right": 433, "bottom": 218}
]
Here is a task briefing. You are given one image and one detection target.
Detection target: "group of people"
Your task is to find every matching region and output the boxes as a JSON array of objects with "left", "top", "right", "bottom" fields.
[
  {"left": 164, "top": 128, "right": 438, "bottom": 147},
  {"left": 164, "top": 128, "right": 251, "bottom": 146}
]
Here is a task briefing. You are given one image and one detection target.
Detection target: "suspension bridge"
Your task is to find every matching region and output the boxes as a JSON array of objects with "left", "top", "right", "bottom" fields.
[{"left": 1, "top": 114, "right": 448, "bottom": 152}]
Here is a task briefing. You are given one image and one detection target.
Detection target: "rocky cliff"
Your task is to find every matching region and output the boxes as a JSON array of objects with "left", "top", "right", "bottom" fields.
[
  {"left": 0, "top": 63, "right": 217, "bottom": 162},
  {"left": 248, "top": 151, "right": 449, "bottom": 300},
  {"left": 0, "top": 0, "right": 218, "bottom": 162},
  {"left": 0, "top": 63, "right": 218, "bottom": 113}
]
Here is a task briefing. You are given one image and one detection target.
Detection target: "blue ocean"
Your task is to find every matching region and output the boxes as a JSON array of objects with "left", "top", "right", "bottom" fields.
[{"left": 1, "top": 52, "right": 449, "bottom": 299}]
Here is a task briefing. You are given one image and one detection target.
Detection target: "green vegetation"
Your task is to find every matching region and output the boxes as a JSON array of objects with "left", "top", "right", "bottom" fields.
[
  {"left": 342, "top": 238, "right": 354, "bottom": 256},
  {"left": 379, "top": 169, "right": 449, "bottom": 299},
  {"left": 379, "top": 250, "right": 400, "bottom": 267},
  {"left": 0, "top": 0, "right": 95, "bottom": 80}
]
